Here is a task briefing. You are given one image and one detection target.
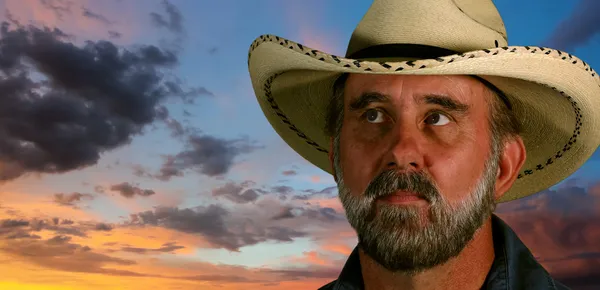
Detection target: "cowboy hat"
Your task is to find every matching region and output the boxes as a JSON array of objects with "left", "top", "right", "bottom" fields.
[{"left": 247, "top": 0, "right": 600, "bottom": 202}]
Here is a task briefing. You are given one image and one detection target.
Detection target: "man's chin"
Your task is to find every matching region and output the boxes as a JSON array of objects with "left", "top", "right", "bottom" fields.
[{"left": 358, "top": 235, "right": 450, "bottom": 275}]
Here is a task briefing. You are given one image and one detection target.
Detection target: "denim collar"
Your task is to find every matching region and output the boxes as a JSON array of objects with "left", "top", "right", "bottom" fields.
[{"left": 319, "top": 214, "right": 569, "bottom": 290}]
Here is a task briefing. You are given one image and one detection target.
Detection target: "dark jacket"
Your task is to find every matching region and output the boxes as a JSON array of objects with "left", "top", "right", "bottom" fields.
[{"left": 319, "top": 214, "right": 570, "bottom": 290}]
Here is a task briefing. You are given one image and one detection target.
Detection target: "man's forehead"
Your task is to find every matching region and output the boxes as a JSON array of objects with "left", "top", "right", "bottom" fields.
[{"left": 343, "top": 74, "right": 486, "bottom": 102}]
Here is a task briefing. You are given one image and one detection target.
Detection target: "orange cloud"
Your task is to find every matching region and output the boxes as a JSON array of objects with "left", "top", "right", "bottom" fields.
[
  {"left": 0, "top": 189, "right": 99, "bottom": 221},
  {"left": 286, "top": 251, "right": 331, "bottom": 267},
  {"left": 322, "top": 243, "right": 353, "bottom": 256}
]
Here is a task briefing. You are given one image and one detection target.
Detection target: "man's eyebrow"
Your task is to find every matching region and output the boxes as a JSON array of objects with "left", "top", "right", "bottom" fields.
[
  {"left": 421, "top": 94, "right": 470, "bottom": 113},
  {"left": 347, "top": 92, "right": 470, "bottom": 113},
  {"left": 348, "top": 92, "right": 391, "bottom": 111}
]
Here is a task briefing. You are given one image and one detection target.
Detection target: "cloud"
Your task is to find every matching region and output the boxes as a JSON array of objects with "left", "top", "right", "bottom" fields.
[
  {"left": 52, "top": 192, "right": 94, "bottom": 207},
  {"left": 81, "top": 7, "right": 112, "bottom": 25},
  {"left": 272, "top": 186, "right": 294, "bottom": 195},
  {"left": 108, "top": 30, "right": 122, "bottom": 39},
  {"left": 281, "top": 170, "right": 297, "bottom": 176},
  {"left": 95, "top": 223, "right": 113, "bottom": 231},
  {"left": 150, "top": 0, "right": 183, "bottom": 35},
  {"left": 496, "top": 181, "right": 600, "bottom": 289},
  {"left": 0, "top": 234, "right": 145, "bottom": 277},
  {"left": 0, "top": 217, "right": 89, "bottom": 239},
  {"left": 120, "top": 242, "right": 184, "bottom": 254},
  {"left": 128, "top": 203, "right": 310, "bottom": 252},
  {"left": 293, "top": 186, "right": 337, "bottom": 201},
  {"left": 0, "top": 21, "right": 200, "bottom": 182},
  {"left": 271, "top": 207, "right": 295, "bottom": 220},
  {"left": 109, "top": 182, "right": 156, "bottom": 198},
  {"left": 154, "top": 105, "right": 205, "bottom": 138},
  {"left": 542, "top": 0, "right": 600, "bottom": 52},
  {"left": 125, "top": 183, "right": 351, "bottom": 253},
  {"left": 38, "top": 0, "right": 73, "bottom": 20},
  {"left": 156, "top": 135, "right": 263, "bottom": 181},
  {"left": 94, "top": 185, "right": 105, "bottom": 194},
  {"left": 212, "top": 181, "right": 260, "bottom": 204},
  {"left": 164, "top": 80, "right": 214, "bottom": 103}
]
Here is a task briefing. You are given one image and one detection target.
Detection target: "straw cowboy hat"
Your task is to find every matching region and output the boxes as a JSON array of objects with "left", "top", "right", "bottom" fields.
[{"left": 247, "top": 0, "right": 600, "bottom": 202}]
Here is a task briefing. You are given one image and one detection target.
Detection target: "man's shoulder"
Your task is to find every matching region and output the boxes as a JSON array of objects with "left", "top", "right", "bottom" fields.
[
  {"left": 318, "top": 280, "right": 337, "bottom": 290},
  {"left": 552, "top": 279, "right": 572, "bottom": 290}
]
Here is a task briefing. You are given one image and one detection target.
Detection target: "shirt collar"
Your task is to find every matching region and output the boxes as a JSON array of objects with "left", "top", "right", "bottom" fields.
[{"left": 325, "top": 214, "right": 563, "bottom": 290}]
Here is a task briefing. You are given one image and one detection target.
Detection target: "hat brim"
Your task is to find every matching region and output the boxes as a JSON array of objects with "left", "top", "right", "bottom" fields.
[{"left": 248, "top": 34, "right": 600, "bottom": 203}]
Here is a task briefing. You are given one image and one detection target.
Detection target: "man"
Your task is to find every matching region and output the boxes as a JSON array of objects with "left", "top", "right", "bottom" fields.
[{"left": 248, "top": 0, "right": 600, "bottom": 289}]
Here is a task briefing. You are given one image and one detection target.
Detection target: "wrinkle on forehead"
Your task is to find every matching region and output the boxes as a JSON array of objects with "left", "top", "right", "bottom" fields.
[{"left": 345, "top": 74, "right": 490, "bottom": 106}]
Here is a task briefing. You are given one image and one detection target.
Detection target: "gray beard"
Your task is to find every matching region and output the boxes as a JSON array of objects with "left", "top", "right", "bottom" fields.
[{"left": 333, "top": 136, "right": 499, "bottom": 275}]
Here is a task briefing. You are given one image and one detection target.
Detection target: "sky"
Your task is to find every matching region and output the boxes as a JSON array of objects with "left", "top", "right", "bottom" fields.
[{"left": 0, "top": 0, "right": 598, "bottom": 289}]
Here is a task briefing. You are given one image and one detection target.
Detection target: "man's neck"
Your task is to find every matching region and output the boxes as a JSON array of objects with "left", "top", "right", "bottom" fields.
[{"left": 359, "top": 218, "right": 495, "bottom": 290}]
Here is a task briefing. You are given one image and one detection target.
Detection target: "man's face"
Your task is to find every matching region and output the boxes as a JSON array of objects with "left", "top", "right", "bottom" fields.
[{"left": 333, "top": 74, "right": 501, "bottom": 274}]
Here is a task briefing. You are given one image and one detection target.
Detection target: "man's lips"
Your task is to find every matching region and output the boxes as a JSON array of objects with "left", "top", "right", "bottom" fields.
[{"left": 377, "top": 191, "right": 426, "bottom": 204}]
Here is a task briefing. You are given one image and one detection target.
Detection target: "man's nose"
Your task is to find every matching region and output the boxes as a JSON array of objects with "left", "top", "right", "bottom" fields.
[{"left": 383, "top": 123, "right": 425, "bottom": 172}]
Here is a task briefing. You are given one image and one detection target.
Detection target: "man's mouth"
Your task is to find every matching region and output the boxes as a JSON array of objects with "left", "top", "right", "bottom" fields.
[{"left": 377, "top": 191, "right": 427, "bottom": 205}]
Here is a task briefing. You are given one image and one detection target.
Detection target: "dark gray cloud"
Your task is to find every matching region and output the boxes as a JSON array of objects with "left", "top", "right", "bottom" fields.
[
  {"left": 0, "top": 234, "right": 145, "bottom": 277},
  {"left": 108, "top": 30, "right": 122, "bottom": 39},
  {"left": 120, "top": 242, "right": 184, "bottom": 254},
  {"left": 154, "top": 105, "right": 203, "bottom": 138},
  {"left": 271, "top": 207, "right": 295, "bottom": 220},
  {"left": 39, "top": 0, "right": 73, "bottom": 20},
  {"left": 264, "top": 268, "right": 341, "bottom": 280},
  {"left": 81, "top": 7, "right": 112, "bottom": 25},
  {"left": 53, "top": 192, "right": 94, "bottom": 207},
  {"left": 164, "top": 81, "right": 214, "bottom": 104},
  {"left": 0, "top": 218, "right": 88, "bottom": 238},
  {"left": 496, "top": 183, "right": 597, "bottom": 216},
  {"left": 5, "top": 231, "right": 41, "bottom": 240},
  {"left": 61, "top": 219, "right": 74, "bottom": 225},
  {"left": 1, "top": 219, "right": 29, "bottom": 228},
  {"left": 94, "top": 185, "right": 105, "bottom": 194},
  {"left": 301, "top": 207, "right": 342, "bottom": 222},
  {"left": 281, "top": 170, "right": 297, "bottom": 176},
  {"left": 109, "top": 182, "right": 155, "bottom": 198},
  {"left": 32, "top": 219, "right": 89, "bottom": 237},
  {"left": 293, "top": 186, "right": 338, "bottom": 200},
  {"left": 212, "top": 181, "right": 260, "bottom": 204},
  {"left": 271, "top": 185, "right": 295, "bottom": 200},
  {"left": 132, "top": 164, "right": 153, "bottom": 178},
  {"left": 496, "top": 180, "right": 600, "bottom": 290},
  {"left": 271, "top": 205, "right": 342, "bottom": 222},
  {"left": 542, "top": 0, "right": 600, "bottom": 52},
  {"left": 130, "top": 205, "right": 307, "bottom": 251},
  {"left": 0, "top": 22, "right": 193, "bottom": 181},
  {"left": 95, "top": 223, "right": 113, "bottom": 231},
  {"left": 272, "top": 185, "right": 294, "bottom": 194},
  {"left": 156, "top": 135, "right": 262, "bottom": 181},
  {"left": 150, "top": 0, "right": 183, "bottom": 34},
  {"left": 1, "top": 217, "right": 117, "bottom": 239}
]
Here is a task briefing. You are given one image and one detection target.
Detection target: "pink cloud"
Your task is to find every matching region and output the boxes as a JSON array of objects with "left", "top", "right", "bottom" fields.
[
  {"left": 2, "top": 0, "right": 149, "bottom": 46},
  {"left": 281, "top": 1, "right": 345, "bottom": 56}
]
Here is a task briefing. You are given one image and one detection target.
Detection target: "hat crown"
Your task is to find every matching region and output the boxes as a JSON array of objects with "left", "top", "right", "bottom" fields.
[{"left": 345, "top": 0, "right": 508, "bottom": 58}]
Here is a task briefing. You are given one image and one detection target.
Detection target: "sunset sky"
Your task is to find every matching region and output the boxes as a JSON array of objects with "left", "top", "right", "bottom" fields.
[{"left": 0, "top": 0, "right": 598, "bottom": 289}]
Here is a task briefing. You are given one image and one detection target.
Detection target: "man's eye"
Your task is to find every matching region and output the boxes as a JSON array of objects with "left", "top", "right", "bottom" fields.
[
  {"left": 364, "top": 109, "right": 385, "bottom": 123},
  {"left": 424, "top": 112, "right": 450, "bottom": 126}
]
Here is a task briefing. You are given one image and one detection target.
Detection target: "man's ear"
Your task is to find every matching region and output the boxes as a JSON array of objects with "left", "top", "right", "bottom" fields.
[
  {"left": 328, "top": 137, "right": 337, "bottom": 183},
  {"left": 494, "top": 136, "right": 526, "bottom": 201}
]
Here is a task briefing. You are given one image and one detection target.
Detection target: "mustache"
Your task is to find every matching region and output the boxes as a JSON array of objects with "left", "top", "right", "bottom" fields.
[{"left": 363, "top": 170, "right": 440, "bottom": 203}]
